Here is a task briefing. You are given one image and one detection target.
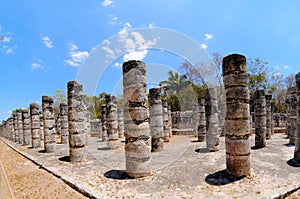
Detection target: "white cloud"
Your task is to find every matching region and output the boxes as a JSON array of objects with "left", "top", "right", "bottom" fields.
[
  {"left": 6, "top": 48, "right": 13, "bottom": 54},
  {"left": 31, "top": 59, "right": 43, "bottom": 70},
  {"left": 201, "top": 44, "right": 207, "bottom": 49},
  {"left": 149, "top": 23, "right": 155, "bottom": 29},
  {"left": 283, "top": 65, "right": 291, "bottom": 69},
  {"left": 2, "top": 45, "right": 17, "bottom": 54},
  {"left": 109, "top": 15, "right": 118, "bottom": 25},
  {"left": 64, "top": 43, "right": 89, "bottom": 67},
  {"left": 42, "top": 36, "right": 54, "bottom": 48},
  {"left": 204, "top": 33, "right": 213, "bottom": 41},
  {"left": 102, "top": 46, "right": 115, "bottom": 59},
  {"left": 102, "top": 0, "right": 114, "bottom": 7},
  {"left": 114, "top": 62, "right": 121, "bottom": 68},
  {"left": 0, "top": 36, "right": 11, "bottom": 42},
  {"left": 124, "top": 50, "right": 148, "bottom": 62}
]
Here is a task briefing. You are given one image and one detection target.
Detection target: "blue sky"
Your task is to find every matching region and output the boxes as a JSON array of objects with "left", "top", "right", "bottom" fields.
[{"left": 0, "top": 0, "right": 300, "bottom": 121}]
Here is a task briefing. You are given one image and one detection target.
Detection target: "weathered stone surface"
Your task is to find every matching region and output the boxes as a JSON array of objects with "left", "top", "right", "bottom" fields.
[
  {"left": 42, "top": 96, "right": 56, "bottom": 153},
  {"left": 254, "top": 89, "right": 267, "bottom": 148},
  {"left": 22, "top": 108, "right": 31, "bottom": 145},
  {"left": 101, "top": 104, "right": 107, "bottom": 141},
  {"left": 223, "top": 53, "right": 251, "bottom": 177},
  {"left": 149, "top": 88, "right": 164, "bottom": 152},
  {"left": 16, "top": 110, "right": 23, "bottom": 145},
  {"left": 117, "top": 108, "right": 124, "bottom": 139},
  {"left": 197, "top": 98, "right": 206, "bottom": 142},
  {"left": 30, "top": 103, "right": 41, "bottom": 148},
  {"left": 13, "top": 113, "right": 18, "bottom": 142},
  {"left": 265, "top": 94, "right": 272, "bottom": 140},
  {"left": 123, "top": 60, "right": 151, "bottom": 178},
  {"left": 106, "top": 95, "right": 119, "bottom": 149},
  {"left": 294, "top": 72, "right": 300, "bottom": 163},
  {"left": 59, "top": 103, "right": 69, "bottom": 144},
  {"left": 68, "top": 81, "right": 88, "bottom": 163},
  {"left": 289, "top": 88, "right": 297, "bottom": 145},
  {"left": 162, "top": 100, "right": 170, "bottom": 142},
  {"left": 204, "top": 88, "right": 219, "bottom": 151}
]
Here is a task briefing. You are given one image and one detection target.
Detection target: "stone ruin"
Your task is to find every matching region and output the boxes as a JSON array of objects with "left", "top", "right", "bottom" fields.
[{"left": 0, "top": 55, "right": 299, "bottom": 184}]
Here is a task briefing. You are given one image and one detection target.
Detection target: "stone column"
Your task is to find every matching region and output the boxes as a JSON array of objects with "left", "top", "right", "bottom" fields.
[
  {"left": 105, "top": 95, "right": 119, "bottom": 149},
  {"left": 123, "top": 60, "right": 151, "bottom": 178},
  {"left": 68, "top": 81, "right": 88, "bottom": 162},
  {"left": 13, "top": 113, "right": 18, "bottom": 142},
  {"left": 42, "top": 96, "right": 56, "bottom": 153},
  {"left": 265, "top": 94, "right": 272, "bottom": 140},
  {"left": 16, "top": 110, "right": 24, "bottom": 145},
  {"left": 198, "top": 98, "right": 206, "bottom": 142},
  {"left": 192, "top": 104, "right": 199, "bottom": 137},
  {"left": 168, "top": 106, "right": 172, "bottom": 137},
  {"left": 204, "top": 87, "right": 219, "bottom": 151},
  {"left": 289, "top": 87, "right": 297, "bottom": 145},
  {"left": 223, "top": 53, "right": 251, "bottom": 176},
  {"left": 22, "top": 108, "right": 31, "bottom": 145},
  {"left": 30, "top": 103, "right": 41, "bottom": 148},
  {"left": 39, "top": 111, "right": 44, "bottom": 140},
  {"left": 8, "top": 117, "right": 14, "bottom": 141},
  {"left": 271, "top": 102, "right": 275, "bottom": 135},
  {"left": 162, "top": 100, "right": 170, "bottom": 142},
  {"left": 149, "top": 88, "right": 164, "bottom": 152},
  {"left": 59, "top": 103, "right": 69, "bottom": 144},
  {"left": 294, "top": 72, "right": 300, "bottom": 163},
  {"left": 56, "top": 112, "right": 61, "bottom": 142},
  {"left": 101, "top": 104, "right": 108, "bottom": 142},
  {"left": 254, "top": 90, "right": 267, "bottom": 148},
  {"left": 117, "top": 108, "right": 125, "bottom": 139}
]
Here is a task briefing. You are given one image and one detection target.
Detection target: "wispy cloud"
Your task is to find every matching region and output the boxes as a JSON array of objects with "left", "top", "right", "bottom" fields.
[
  {"left": 102, "top": 0, "right": 114, "bottom": 7},
  {"left": 0, "top": 26, "right": 16, "bottom": 54},
  {"left": 0, "top": 35, "right": 11, "bottom": 42},
  {"left": 201, "top": 43, "right": 207, "bottom": 49},
  {"left": 42, "top": 36, "right": 54, "bottom": 48},
  {"left": 204, "top": 33, "right": 213, "bottom": 41},
  {"left": 283, "top": 65, "right": 291, "bottom": 69},
  {"left": 64, "top": 43, "right": 89, "bottom": 67},
  {"left": 31, "top": 59, "right": 43, "bottom": 70},
  {"left": 149, "top": 22, "right": 155, "bottom": 29},
  {"left": 2, "top": 45, "right": 17, "bottom": 54},
  {"left": 109, "top": 15, "right": 118, "bottom": 25}
]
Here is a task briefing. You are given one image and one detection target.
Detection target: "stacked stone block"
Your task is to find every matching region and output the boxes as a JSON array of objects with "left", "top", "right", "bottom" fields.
[
  {"left": 162, "top": 100, "right": 170, "bottom": 142},
  {"left": 204, "top": 88, "right": 219, "bottom": 151},
  {"left": 68, "top": 81, "right": 88, "bottom": 162},
  {"left": 101, "top": 104, "right": 107, "bottom": 142},
  {"left": 16, "top": 110, "right": 23, "bottom": 144},
  {"left": 59, "top": 103, "right": 69, "bottom": 144},
  {"left": 123, "top": 60, "right": 151, "bottom": 178},
  {"left": 149, "top": 88, "right": 164, "bottom": 152},
  {"left": 22, "top": 108, "right": 31, "bottom": 145},
  {"left": 222, "top": 53, "right": 251, "bottom": 176},
  {"left": 265, "top": 94, "right": 272, "bottom": 140},
  {"left": 117, "top": 108, "right": 125, "bottom": 139},
  {"left": 294, "top": 72, "right": 300, "bottom": 163},
  {"left": 105, "top": 95, "right": 119, "bottom": 149},
  {"left": 198, "top": 98, "right": 206, "bottom": 142},
  {"left": 289, "top": 87, "right": 297, "bottom": 145},
  {"left": 30, "top": 103, "right": 41, "bottom": 148},
  {"left": 254, "top": 90, "right": 267, "bottom": 148},
  {"left": 42, "top": 96, "right": 56, "bottom": 153}
]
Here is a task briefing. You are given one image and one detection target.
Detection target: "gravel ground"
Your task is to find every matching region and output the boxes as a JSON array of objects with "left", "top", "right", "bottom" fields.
[
  {"left": 0, "top": 139, "right": 87, "bottom": 199},
  {"left": 0, "top": 132, "right": 299, "bottom": 198}
]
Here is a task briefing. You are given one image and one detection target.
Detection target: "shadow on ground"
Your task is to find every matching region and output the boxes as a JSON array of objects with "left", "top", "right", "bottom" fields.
[
  {"left": 104, "top": 170, "right": 131, "bottom": 180},
  {"left": 195, "top": 148, "right": 210, "bottom": 153},
  {"left": 205, "top": 170, "right": 245, "bottom": 186},
  {"left": 287, "top": 159, "right": 300, "bottom": 167},
  {"left": 59, "top": 156, "right": 70, "bottom": 162}
]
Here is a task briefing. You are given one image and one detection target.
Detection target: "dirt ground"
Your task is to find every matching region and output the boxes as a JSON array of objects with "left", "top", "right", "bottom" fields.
[{"left": 0, "top": 139, "right": 87, "bottom": 199}]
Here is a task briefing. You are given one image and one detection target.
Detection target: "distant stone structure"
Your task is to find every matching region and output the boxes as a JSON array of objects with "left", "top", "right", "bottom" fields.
[
  {"left": 167, "top": 106, "right": 172, "bottom": 137},
  {"left": 39, "top": 111, "right": 44, "bottom": 141},
  {"left": 42, "top": 96, "right": 56, "bottom": 153},
  {"left": 149, "top": 88, "right": 164, "bottom": 152},
  {"left": 204, "top": 87, "right": 219, "bottom": 151},
  {"left": 192, "top": 104, "right": 199, "bottom": 137},
  {"left": 289, "top": 87, "right": 297, "bottom": 145},
  {"left": 59, "top": 103, "right": 69, "bottom": 144},
  {"left": 101, "top": 104, "right": 108, "bottom": 142},
  {"left": 162, "top": 100, "right": 170, "bottom": 142},
  {"left": 265, "top": 94, "right": 272, "bottom": 140},
  {"left": 22, "top": 108, "right": 31, "bottom": 145},
  {"left": 254, "top": 90, "right": 267, "bottom": 148},
  {"left": 30, "top": 103, "right": 41, "bottom": 148},
  {"left": 294, "top": 72, "right": 300, "bottom": 163},
  {"left": 16, "top": 109, "right": 23, "bottom": 145},
  {"left": 68, "top": 81, "right": 88, "bottom": 162},
  {"left": 117, "top": 108, "right": 125, "bottom": 139},
  {"left": 223, "top": 53, "right": 251, "bottom": 176},
  {"left": 123, "top": 60, "right": 151, "bottom": 178},
  {"left": 198, "top": 98, "right": 206, "bottom": 142},
  {"left": 90, "top": 119, "right": 101, "bottom": 137},
  {"left": 13, "top": 113, "right": 18, "bottom": 142},
  {"left": 105, "top": 95, "right": 119, "bottom": 149}
]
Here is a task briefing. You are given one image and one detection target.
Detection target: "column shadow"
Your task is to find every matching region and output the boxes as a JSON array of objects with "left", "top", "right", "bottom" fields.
[
  {"left": 205, "top": 170, "right": 245, "bottom": 186},
  {"left": 287, "top": 159, "right": 300, "bottom": 167},
  {"left": 195, "top": 148, "right": 210, "bottom": 153},
  {"left": 59, "top": 156, "right": 70, "bottom": 162},
  {"left": 104, "top": 170, "right": 131, "bottom": 180}
]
